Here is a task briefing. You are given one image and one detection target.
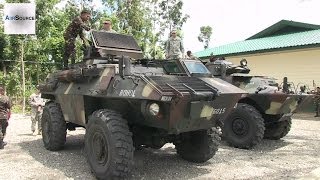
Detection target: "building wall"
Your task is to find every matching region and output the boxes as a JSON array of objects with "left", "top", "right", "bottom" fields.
[{"left": 225, "top": 47, "right": 320, "bottom": 91}]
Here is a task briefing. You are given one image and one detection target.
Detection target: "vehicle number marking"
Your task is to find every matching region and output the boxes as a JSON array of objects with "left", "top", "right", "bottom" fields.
[
  {"left": 161, "top": 96, "right": 172, "bottom": 101},
  {"left": 119, "top": 90, "right": 136, "bottom": 97},
  {"left": 212, "top": 108, "right": 226, "bottom": 115}
]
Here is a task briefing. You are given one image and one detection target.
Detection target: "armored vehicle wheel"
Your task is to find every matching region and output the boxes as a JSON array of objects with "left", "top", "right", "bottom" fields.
[
  {"left": 41, "top": 102, "right": 67, "bottom": 151},
  {"left": 264, "top": 116, "right": 292, "bottom": 140},
  {"left": 174, "top": 128, "right": 220, "bottom": 163},
  {"left": 222, "top": 103, "right": 265, "bottom": 149},
  {"left": 85, "top": 109, "right": 134, "bottom": 179}
]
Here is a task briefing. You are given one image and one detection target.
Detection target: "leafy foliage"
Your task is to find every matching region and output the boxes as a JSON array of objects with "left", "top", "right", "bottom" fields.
[
  {"left": 198, "top": 26, "right": 213, "bottom": 49},
  {"left": 0, "top": 0, "right": 190, "bottom": 110}
]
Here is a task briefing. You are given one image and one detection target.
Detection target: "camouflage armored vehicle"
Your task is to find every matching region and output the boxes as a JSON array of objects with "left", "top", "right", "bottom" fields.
[
  {"left": 39, "top": 31, "right": 247, "bottom": 179},
  {"left": 205, "top": 58, "right": 312, "bottom": 149}
]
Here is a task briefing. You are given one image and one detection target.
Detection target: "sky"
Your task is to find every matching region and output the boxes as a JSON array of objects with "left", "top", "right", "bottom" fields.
[
  {"left": 182, "top": 0, "right": 320, "bottom": 52},
  {"left": 1, "top": 0, "right": 320, "bottom": 53}
]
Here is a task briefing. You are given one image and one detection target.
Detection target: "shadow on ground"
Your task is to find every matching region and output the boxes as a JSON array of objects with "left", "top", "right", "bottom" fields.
[
  {"left": 17, "top": 134, "right": 210, "bottom": 180},
  {"left": 18, "top": 133, "right": 37, "bottom": 137},
  {"left": 17, "top": 126, "right": 319, "bottom": 180},
  {"left": 293, "top": 113, "right": 319, "bottom": 121},
  {"left": 18, "top": 134, "right": 94, "bottom": 179}
]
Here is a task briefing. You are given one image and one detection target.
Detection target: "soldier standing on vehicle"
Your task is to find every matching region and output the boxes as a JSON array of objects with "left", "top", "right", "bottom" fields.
[
  {"left": 98, "top": 19, "right": 117, "bottom": 57},
  {"left": 101, "top": 19, "right": 117, "bottom": 33},
  {"left": 186, "top": 50, "right": 197, "bottom": 59},
  {"left": 63, "top": 10, "right": 91, "bottom": 69},
  {"left": 165, "top": 29, "right": 185, "bottom": 59},
  {"left": 0, "top": 86, "right": 12, "bottom": 149},
  {"left": 29, "top": 88, "right": 45, "bottom": 135},
  {"left": 314, "top": 87, "right": 320, "bottom": 117}
]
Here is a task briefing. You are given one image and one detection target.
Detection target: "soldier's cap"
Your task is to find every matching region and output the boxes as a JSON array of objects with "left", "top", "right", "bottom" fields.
[
  {"left": 103, "top": 19, "right": 112, "bottom": 24},
  {"left": 171, "top": 28, "right": 177, "bottom": 33},
  {"left": 81, "top": 9, "right": 91, "bottom": 15}
]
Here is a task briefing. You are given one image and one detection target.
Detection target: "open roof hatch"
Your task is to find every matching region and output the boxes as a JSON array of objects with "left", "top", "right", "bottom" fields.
[{"left": 91, "top": 30, "right": 143, "bottom": 59}]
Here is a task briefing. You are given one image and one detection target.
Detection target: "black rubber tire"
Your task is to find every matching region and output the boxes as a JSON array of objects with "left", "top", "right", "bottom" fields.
[
  {"left": 222, "top": 103, "right": 265, "bottom": 149},
  {"left": 174, "top": 128, "right": 220, "bottom": 163},
  {"left": 85, "top": 109, "right": 134, "bottom": 179},
  {"left": 41, "top": 102, "right": 67, "bottom": 151},
  {"left": 264, "top": 116, "right": 292, "bottom": 140}
]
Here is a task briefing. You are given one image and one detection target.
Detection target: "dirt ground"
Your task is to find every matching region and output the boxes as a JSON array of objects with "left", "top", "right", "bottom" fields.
[{"left": 0, "top": 113, "right": 320, "bottom": 180}]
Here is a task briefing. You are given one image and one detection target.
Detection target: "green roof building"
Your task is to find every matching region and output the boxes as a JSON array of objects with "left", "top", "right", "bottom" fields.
[{"left": 195, "top": 20, "right": 320, "bottom": 89}]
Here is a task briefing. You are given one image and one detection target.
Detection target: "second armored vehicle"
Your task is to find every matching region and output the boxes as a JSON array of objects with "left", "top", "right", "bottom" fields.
[{"left": 205, "top": 58, "right": 311, "bottom": 149}]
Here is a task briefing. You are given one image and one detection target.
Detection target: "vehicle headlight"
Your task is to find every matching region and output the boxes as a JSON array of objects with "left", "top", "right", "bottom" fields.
[{"left": 148, "top": 103, "right": 160, "bottom": 116}]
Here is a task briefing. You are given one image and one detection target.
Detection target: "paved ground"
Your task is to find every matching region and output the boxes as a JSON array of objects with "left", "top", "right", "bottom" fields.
[{"left": 0, "top": 113, "right": 319, "bottom": 180}]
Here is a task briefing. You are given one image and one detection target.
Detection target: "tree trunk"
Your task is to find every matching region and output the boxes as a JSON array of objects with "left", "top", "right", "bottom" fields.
[
  {"left": 20, "top": 38, "right": 26, "bottom": 115},
  {"left": 2, "top": 61, "right": 7, "bottom": 76}
]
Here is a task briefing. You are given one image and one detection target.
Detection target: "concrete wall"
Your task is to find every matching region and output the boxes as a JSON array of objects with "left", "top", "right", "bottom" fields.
[{"left": 225, "top": 47, "right": 320, "bottom": 91}]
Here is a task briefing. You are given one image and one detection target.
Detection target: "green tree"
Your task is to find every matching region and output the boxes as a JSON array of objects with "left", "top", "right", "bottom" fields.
[
  {"left": 198, "top": 26, "right": 213, "bottom": 49},
  {"left": 0, "top": 0, "right": 191, "bottom": 106}
]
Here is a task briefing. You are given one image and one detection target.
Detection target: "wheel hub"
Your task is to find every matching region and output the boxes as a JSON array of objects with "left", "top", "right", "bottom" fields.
[
  {"left": 232, "top": 118, "right": 249, "bottom": 136},
  {"left": 92, "top": 132, "right": 108, "bottom": 164}
]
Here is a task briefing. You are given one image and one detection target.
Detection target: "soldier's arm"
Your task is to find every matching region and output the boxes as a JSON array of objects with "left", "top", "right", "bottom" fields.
[
  {"left": 8, "top": 97, "right": 12, "bottom": 109},
  {"left": 79, "top": 30, "right": 85, "bottom": 40},
  {"left": 80, "top": 23, "right": 91, "bottom": 31},
  {"left": 40, "top": 98, "right": 46, "bottom": 106},
  {"left": 180, "top": 40, "right": 185, "bottom": 56},
  {"left": 29, "top": 95, "right": 37, "bottom": 106},
  {"left": 5, "top": 96, "right": 12, "bottom": 112},
  {"left": 76, "top": 17, "right": 91, "bottom": 31},
  {"left": 165, "top": 40, "right": 169, "bottom": 57},
  {"left": 73, "top": 17, "right": 90, "bottom": 41}
]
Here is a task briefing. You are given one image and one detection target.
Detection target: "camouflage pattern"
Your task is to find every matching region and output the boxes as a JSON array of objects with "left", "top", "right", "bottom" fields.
[
  {"left": 63, "top": 37, "right": 76, "bottom": 68},
  {"left": 39, "top": 31, "right": 247, "bottom": 134},
  {"left": 63, "top": 16, "right": 91, "bottom": 69},
  {"left": 165, "top": 37, "right": 185, "bottom": 59},
  {"left": 0, "top": 94, "right": 11, "bottom": 120},
  {"left": 64, "top": 16, "right": 91, "bottom": 39},
  {"left": 0, "top": 94, "right": 11, "bottom": 148},
  {"left": 205, "top": 60, "right": 313, "bottom": 118},
  {"left": 40, "top": 61, "right": 246, "bottom": 133},
  {"left": 29, "top": 92, "right": 45, "bottom": 133},
  {"left": 39, "top": 31, "right": 250, "bottom": 178}
]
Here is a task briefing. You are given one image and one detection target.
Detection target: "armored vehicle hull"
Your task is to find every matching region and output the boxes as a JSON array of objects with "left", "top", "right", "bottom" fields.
[
  {"left": 39, "top": 31, "right": 247, "bottom": 179},
  {"left": 205, "top": 59, "right": 312, "bottom": 149}
]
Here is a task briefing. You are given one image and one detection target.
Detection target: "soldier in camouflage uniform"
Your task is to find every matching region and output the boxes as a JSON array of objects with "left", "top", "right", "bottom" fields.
[
  {"left": 98, "top": 19, "right": 117, "bottom": 57},
  {"left": 165, "top": 29, "right": 185, "bottom": 59},
  {"left": 63, "top": 10, "right": 91, "bottom": 69},
  {"left": 29, "top": 88, "right": 45, "bottom": 135},
  {"left": 0, "top": 86, "right": 12, "bottom": 149},
  {"left": 101, "top": 19, "right": 117, "bottom": 33},
  {"left": 186, "top": 50, "right": 198, "bottom": 60},
  {"left": 314, "top": 87, "right": 320, "bottom": 117}
]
